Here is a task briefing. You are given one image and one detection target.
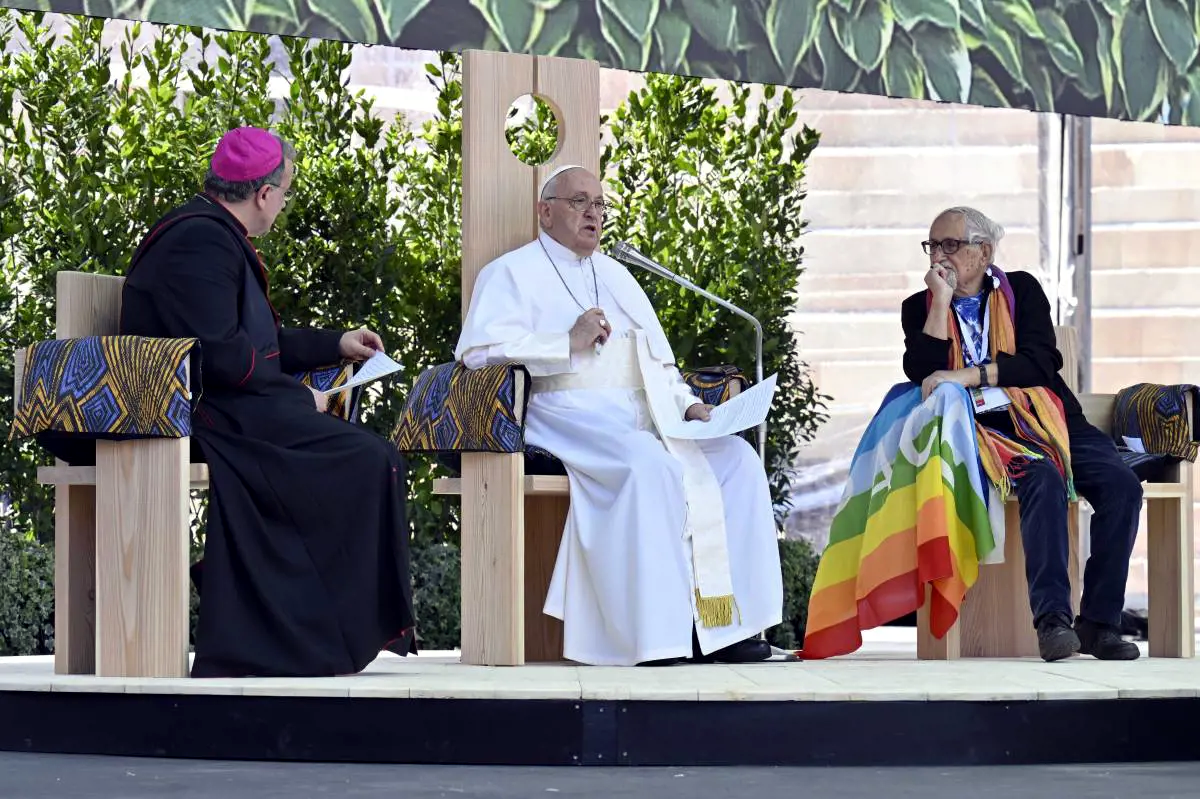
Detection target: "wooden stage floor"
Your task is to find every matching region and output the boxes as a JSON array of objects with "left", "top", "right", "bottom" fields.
[{"left": 2, "top": 628, "right": 1197, "bottom": 702}]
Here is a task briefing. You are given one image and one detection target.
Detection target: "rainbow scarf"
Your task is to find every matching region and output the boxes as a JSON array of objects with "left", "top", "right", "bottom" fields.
[
  {"left": 945, "top": 266, "right": 1075, "bottom": 502},
  {"left": 801, "top": 265, "right": 1074, "bottom": 659}
]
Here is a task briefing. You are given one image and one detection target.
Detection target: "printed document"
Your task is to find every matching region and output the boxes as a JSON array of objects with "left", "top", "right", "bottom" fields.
[
  {"left": 320, "top": 350, "right": 403, "bottom": 395},
  {"left": 660, "top": 373, "right": 778, "bottom": 440}
]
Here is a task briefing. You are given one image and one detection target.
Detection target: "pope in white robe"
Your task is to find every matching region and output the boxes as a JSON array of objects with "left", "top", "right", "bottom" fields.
[{"left": 454, "top": 165, "right": 783, "bottom": 666}]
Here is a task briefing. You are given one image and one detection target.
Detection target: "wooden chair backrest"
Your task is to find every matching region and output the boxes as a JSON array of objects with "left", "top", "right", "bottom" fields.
[
  {"left": 460, "top": 50, "right": 600, "bottom": 315},
  {"left": 14, "top": 271, "right": 125, "bottom": 409}
]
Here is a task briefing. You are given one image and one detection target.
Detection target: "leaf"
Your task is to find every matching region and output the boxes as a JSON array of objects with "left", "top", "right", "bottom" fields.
[
  {"left": 882, "top": 28, "right": 924, "bottom": 99},
  {"left": 1183, "top": 69, "right": 1200, "bottom": 124},
  {"left": 968, "top": 65, "right": 1010, "bottom": 107},
  {"left": 992, "top": 0, "right": 1042, "bottom": 39},
  {"left": 977, "top": 20, "right": 1025, "bottom": 87},
  {"left": 1099, "top": 0, "right": 1129, "bottom": 15},
  {"left": 912, "top": 23, "right": 971, "bottom": 102},
  {"left": 599, "top": 0, "right": 658, "bottom": 42},
  {"left": 374, "top": 0, "right": 431, "bottom": 41},
  {"left": 1035, "top": 8, "right": 1086, "bottom": 80},
  {"left": 598, "top": 0, "right": 651, "bottom": 69},
  {"left": 765, "top": 0, "right": 822, "bottom": 82},
  {"left": 1021, "top": 48, "right": 1054, "bottom": 111},
  {"left": 959, "top": 0, "right": 986, "bottom": 31},
  {"left": 308, "top": 0, "right": 378, "bottom": 41},
  {"left": 1115, "top": 0, "right": 1171, "bottom": 119},
  {"left": 680, "top": 0, "right": 738, "bottom": 51},
  {"left": 654, "top": 8, "right": 692, "bottom": 72},
  {"left": 891, "top": 0, "right": 959, "bottom": 31},
  {"left": 1147, "top": 0, "right": 1198, "bottom": 72},
  {"left": 469, "top": 0, "right": 542, "bottom": 51},
  {"left": 1090, "top": 0, "right": 1117, "bottom": 109},
  {"left": 530, "top": 0, "right": 579, "bottom": 56},
  {"left": 815, "top": 11, "right": 859, "bottom": 90},
  {"left": 830, "top": 0, "right": 893, "bottom": 72}
]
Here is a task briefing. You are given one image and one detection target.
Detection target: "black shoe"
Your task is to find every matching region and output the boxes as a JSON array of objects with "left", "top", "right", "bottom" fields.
[
  {"left": 1036, "top": 614, "right": 1081, "bottom": 662},
  {"left": 1075, "top": 616, "right": 1141, "bottom": 660},
  {"left": 691, "top": 636, "right": 773, "bottom": 664},
  {"left": 636, "top": 657, "right": 685, "bottom": 667}
]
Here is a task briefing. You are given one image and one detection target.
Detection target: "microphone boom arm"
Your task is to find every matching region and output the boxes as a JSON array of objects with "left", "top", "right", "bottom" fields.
[{"left": 611, "top": 242, "right": 767, "bottom": 464}]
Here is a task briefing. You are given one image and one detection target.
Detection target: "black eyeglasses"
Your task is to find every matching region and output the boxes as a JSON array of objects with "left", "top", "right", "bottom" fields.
[
  {"left": 546, "top": 195, "right": 608, "bottom": 216},
  {"left": 921, "top": 238, "right": 975, "bottom": 255}
]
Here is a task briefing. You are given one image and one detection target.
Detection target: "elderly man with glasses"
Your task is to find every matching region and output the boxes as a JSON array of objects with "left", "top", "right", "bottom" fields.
[
  {"left": 455, "top": 165, "right": 784, "bottom": 667},
  {"left": 804, "top": 206, "right": 1141, "bottom": 664}
]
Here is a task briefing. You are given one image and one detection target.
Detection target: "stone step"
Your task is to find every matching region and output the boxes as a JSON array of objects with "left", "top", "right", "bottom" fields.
[
  {"left": 1091, "top": 356, "right": 1200, "bottom": 391},
  {"left": 798, "top": 107, "right": 1039, "bottom": 148},
  {"left": 805, "top": 189, "right": 1040, "bottom": 230},
  {"left": 800, "top": 227, "right": 1043, "bottom": 275},
  {"left": 804, "top": 146, "right": 1039, "bottom": 193},
  {"left": 1092, "top": 225, "right": 1200, "bottom": 270}
]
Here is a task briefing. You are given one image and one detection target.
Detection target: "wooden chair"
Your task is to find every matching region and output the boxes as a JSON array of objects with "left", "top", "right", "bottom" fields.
[
  {"left": 14, "top": 271, "right": 196, "bottom": 678},
  {"left": 917, "top": 325, "right": 1195, "bottom": 658},
  {"left": 13, "top": 271, "right": 363, "bottom": 678}
]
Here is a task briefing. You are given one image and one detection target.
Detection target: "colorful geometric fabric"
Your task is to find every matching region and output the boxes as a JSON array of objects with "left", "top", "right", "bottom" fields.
[
  {"left": 1111, "top": 383, "right": 1199, "bottom": 463},
  {"left": 392, "top": 362, "right": 530, "bottom": 454},
  {"left": 682, "top": 365, "right": 749, "bottom": 407},
  {"left": 10, "top": 335, "right": 197, "bottom": 441},
  {"left": 802, "top": 382, "right": 997, "bottom": 660},
  {"left": 294, "top": 362, "right": 359, "bottom": 421}
]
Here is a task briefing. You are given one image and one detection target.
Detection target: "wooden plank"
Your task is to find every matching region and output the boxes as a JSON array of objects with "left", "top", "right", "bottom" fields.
[
  {"left": 1147, "top": 461, "right": 1196, "bottom": 658},
  {"left": 524, "top": 495, "right": 567, "bottom": 662},
  {"left": 53, "top": 483, "right": 97, "bottom": 675},
  {"left": 56, "top": 271, "right": 124, "bottom": 339},
  {"left": 94, "top": 438, "right": 190, "bottom": 678},
  {"left": 434, "top": 475, "right": 568, "bottom": 496},
  {"left": 1054, "top": 325, "right": 1080, "bottom": 393},
  {"left": 38, "top": 463, "right": 210, "bottom": 488},
  {"left": 1078, "top": 393, "right": 1116, "bottom": 435},
  {"left": 916, "top": 583, "right": 960, "bottom": 660},
  {"left": 13, "top": 347, "right": 24, "bottom": 410},
  {"left": 459, "top": 452, "right": 525, "bottom": 666}
]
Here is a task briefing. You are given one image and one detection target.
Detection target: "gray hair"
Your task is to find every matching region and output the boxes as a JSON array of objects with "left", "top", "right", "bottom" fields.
[
  {"left": 203, "top": 133, "right": 296, "bottom": 203},
  {"left": 938, "top": 206, "right": 1005, "bottom": 256}
]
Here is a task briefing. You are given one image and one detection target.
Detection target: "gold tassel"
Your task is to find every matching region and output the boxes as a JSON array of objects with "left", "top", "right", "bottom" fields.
[{"left": 695, "top": 590, "right": 740, "bottom": 628}]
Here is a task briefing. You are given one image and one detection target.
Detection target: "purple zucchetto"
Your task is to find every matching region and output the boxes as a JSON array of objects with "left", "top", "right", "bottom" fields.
[{"left": 210, "top": 127, "right": 283, "bottom": 182}]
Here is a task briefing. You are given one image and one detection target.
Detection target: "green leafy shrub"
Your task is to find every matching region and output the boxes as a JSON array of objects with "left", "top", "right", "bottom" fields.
[
  {"left": 766, "top": 537, "right": 819, "bottom": 651},
  {"left": 0, "top": 526, "right": 54, "bottom": 656}
]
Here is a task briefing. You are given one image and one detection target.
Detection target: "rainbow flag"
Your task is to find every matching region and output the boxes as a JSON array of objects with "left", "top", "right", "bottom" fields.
[{"left": 801, "top": 382, "right": 1004, "bottom": 659}]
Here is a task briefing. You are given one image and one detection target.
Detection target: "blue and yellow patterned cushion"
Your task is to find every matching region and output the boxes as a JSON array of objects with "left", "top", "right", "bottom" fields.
[
  {"left": 682, "top": 365, "right": 749, "bottom": 406},
  {"left": 10, "top": 335, "right": 197, "bottom": 442},
  {"left": 294, "top": 362, "right": 360, "bottom": 422},
  {"left": 392, "top": 362, "right": 530, "bottom": 454},
  {"left": 1111, "top": 383, "right": 1198, "bottom": 481}
]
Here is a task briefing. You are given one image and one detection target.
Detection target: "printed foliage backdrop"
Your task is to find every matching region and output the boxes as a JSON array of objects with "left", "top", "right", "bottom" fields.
[{"left": 4, "top": 0, "right": 1200, "bottom": 124}]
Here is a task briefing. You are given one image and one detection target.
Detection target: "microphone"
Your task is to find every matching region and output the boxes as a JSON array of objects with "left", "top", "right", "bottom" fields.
[{"left": 610, "top": 241, "right": 766, "bottom": 463}]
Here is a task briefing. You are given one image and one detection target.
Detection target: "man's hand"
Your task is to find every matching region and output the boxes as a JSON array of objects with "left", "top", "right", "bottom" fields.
[
  {"left": 924, "top": 263, "right": 956, "bottom": 306},
  {"left": 309, "top": 386, "right": 329, "bottom": 413},
  {"left": 685, "top": 403, "right": 714, "bottom": 422},
  {"left": 339, "top": 327, "right": 384, "bottom": 361},
  {"left": 921, "top": 369, "right": 968, "bottom": 401},
  {"left": 569, "top": 308, "right": 610, "bottom": 354}
]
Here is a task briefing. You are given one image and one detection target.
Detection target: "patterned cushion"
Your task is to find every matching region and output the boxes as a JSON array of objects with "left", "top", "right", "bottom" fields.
[
  {"left": 1112, "top": 383, "right": 1199, "bottom": 462},
  {"left": 393, "top": 362, "right": 530, "bottom": 454},
  {"left": 294, "top": 362, "right": 360, "bottom": 422},
  {"left": 10, "top": 335, "right": 197, "bottom": 442},
  {"left": 682, "top": 364, "right": 749, "bottom": 406}
]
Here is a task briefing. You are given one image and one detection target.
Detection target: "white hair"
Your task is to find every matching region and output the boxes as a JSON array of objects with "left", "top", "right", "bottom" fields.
[{"left": 938, "top": 206, "right": 1005, "bottom": 257}]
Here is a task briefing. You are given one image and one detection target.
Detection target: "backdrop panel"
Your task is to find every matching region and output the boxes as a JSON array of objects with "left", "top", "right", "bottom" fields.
[{"left": 3, "top": 0, "right": 1199, "bottom": 126}]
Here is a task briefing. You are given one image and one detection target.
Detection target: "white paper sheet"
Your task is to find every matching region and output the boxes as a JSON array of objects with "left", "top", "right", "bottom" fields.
[
  {"left": 320, "top": 350, "right": 404, "bottom": 395},
  {"left": 659, "top": 373, "right": 778, "bottom": 440}
]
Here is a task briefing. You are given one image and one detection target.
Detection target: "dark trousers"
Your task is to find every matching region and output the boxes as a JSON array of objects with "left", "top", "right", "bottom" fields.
[{"left": 986, "top": 414, "right": 1144, "bottom": 629}]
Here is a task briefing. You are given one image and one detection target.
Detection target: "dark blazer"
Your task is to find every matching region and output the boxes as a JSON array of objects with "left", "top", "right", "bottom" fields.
[{"left": 900, "top": 269, "right": 1083, "bottom": 419}]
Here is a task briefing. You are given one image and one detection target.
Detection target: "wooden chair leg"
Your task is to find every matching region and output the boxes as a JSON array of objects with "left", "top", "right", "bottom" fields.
[
  {"left": 459, "top": 452, "right": 525, "bottom": 666},
  {"left": 917, "top": 583, "right": 960, "bottom": 659},
  {"left": 1147, "top": 495, "right": 1196, "bottom": 658},
  {"left": 53, "top": 481, "right": 96, "bottom": 675},
  {"left": 524, "top": 494, "right": 567, "bottom": 662},
  {"left": 94, "top": 438, "right": 190, "bottom": 678}
]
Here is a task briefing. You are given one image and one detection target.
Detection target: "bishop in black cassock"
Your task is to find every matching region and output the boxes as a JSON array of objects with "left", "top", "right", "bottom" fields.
[{"left": 119, "top": 127, "right": 416, "bottom": 677}]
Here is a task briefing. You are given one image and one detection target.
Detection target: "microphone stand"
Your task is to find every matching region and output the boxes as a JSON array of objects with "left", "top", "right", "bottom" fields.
[{"left": 611, "top": 241, "right": 766, "bottom": 464}]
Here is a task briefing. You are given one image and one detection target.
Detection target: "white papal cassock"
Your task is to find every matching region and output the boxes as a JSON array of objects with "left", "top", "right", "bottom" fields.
[{"left": 455, "top": 232, "right": 783, "bottom": 665}]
